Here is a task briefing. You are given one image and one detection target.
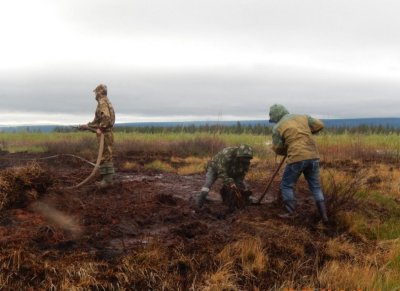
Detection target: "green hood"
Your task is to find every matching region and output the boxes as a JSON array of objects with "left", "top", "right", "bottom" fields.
[{"left": 269, "top": 104, "right": 289, "bottom": 123}]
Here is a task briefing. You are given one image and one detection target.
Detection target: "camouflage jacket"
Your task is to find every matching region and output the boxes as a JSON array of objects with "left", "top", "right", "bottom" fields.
[
  {"left": 88, "top": 95, "right": 115, "bottom": 131},
  {"left": 209, "top": 147, "right": 249, "bottom": 185},
  {"left": 272, "top": 114, "right": 324, "bottom": 164}
]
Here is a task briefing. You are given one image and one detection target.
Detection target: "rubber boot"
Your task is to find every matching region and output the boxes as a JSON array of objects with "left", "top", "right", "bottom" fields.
[
  {"left": 278, "top": 200, "right": 297, "bottom": 219},
  {"left": 241, "top": 189, "right": 257, "bottom": 204},
  {"left": 96, "top": 163, "right": 115, "bottom": 188},
  {"left": 195, "top": 191, "right": 208, "bottom": 208},
  {"left": 316, "top": 200, "right": 329, "bottom": 223}
]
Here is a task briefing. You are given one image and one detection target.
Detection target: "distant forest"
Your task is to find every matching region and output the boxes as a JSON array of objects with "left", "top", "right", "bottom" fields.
[{"left": 52, "top": 122, "right": 400, "bottom": 135}]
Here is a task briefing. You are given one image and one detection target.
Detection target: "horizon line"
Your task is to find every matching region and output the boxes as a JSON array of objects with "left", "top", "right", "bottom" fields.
[{"left": 1, "top": 116, "right": 400, "bottom": 128}]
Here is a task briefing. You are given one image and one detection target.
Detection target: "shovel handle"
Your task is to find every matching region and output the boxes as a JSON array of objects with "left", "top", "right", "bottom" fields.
[{"left": 255, "top": 155, "right": 287, "bottom": 204}]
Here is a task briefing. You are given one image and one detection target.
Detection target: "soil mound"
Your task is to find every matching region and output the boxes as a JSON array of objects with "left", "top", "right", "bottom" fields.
[{"left": 0, "top": 162, "right": 52, "bottom": 210}]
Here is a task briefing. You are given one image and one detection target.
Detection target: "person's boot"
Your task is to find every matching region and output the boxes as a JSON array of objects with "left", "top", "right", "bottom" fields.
[
  {"left": 96, "top": 163, "right": 115, "bottom": 188},
  {"left": 195, "top": 191, "right": 208, "bottom": 208},
  {"left": 278, "top": 200, "right": 297, "bottom": 219},
  {"left": 316, "top": 200, "right": 329, "bottom": 223}
]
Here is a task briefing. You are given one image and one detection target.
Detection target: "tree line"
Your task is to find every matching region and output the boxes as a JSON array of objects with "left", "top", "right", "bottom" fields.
[{"left": 52, "top": 122, "right": 400, "bottom": 135}]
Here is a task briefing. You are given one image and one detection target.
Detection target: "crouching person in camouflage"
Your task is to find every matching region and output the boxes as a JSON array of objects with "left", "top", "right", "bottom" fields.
[
  {"left": 80, "top": 84, "right": 116, "bottom": 187},
  {"left": 195, "top": 144, "right": 256, "bottom": 209}
]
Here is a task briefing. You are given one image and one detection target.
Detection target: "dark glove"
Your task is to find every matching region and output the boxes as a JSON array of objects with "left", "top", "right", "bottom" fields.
[{"left": 241, "top": 189, "right": 253, "bottom": 197}]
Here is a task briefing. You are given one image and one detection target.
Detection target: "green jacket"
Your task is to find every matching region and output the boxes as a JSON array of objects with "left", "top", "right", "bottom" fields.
[
  {"left": 88, "top": 95, "right": 115, "bottom": 131},
  {"left": 209, "top": 147, "right": 249, "bottom": 186},
  {"left": 271, "top": 110, "right": 324, "bottom": 164}
]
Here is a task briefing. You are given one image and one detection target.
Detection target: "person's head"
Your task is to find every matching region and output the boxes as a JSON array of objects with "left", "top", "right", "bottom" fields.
[
  {"left": 236, "top": 144, "right": 253, "bottom": 170},
  {"left": 269, "top": 104, "right": 289, "bottom": 123},
  {"left": 93, "top": 84, "right": 107, "bottom": 100}
]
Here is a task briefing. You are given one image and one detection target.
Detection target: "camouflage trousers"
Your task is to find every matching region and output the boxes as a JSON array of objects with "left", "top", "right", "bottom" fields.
[{"left": 97, "top": 131, "right": 114, "bottom": 163}]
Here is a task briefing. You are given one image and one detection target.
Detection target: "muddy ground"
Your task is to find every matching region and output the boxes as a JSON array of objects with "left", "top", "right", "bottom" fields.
[{"left": 0, "top": 152, "right": 378, "bottom": 290}]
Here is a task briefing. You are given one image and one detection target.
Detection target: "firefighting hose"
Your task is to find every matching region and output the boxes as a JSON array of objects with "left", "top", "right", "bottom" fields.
[
  {"left": 67, "top": 126, "right": 104, "bottom": 189},
  {"left": 0, "top": 126, "right": 104, "bottom": 189},
  {"left": 61, "top": 126, "right": 104, "bottom": 189}
]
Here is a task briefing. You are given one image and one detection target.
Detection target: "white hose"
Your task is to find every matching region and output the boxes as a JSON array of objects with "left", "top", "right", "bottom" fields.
[{"left": 67, "top": 133, "right": 104, "bottom": 189}]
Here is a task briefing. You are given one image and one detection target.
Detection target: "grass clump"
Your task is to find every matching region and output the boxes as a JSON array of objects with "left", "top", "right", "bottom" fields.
[
  {"left": 202, "top": 265, "right": 238, "bottom": 291},
  {"left": 144, "top": 160, "right": 176, "bottom": 173},
  {"left": 121, "top": 161, "right": 140, "bottom": 171},
  {"left": 318, "top": 261, "right": 376, "bottom": 290},
  {"left": 0, "top": 162, "right": 52, "bottom": 210},
  {"left": 324, "top": 236, "right": 357, "bottom": 259},
  {"left": 177, "top": 157, "right": 208, "bottom": 175},
  {"left": 217, "top": 237, "right": 267, "bottom": 276}
]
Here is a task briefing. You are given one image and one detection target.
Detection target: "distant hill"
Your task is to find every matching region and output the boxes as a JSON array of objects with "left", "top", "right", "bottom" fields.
[
  {"left": 1, "top": 118, "right": 400, "bottom": 132},
  {"left": 115, "top": 118, "right": 400, "bottom": 128},
  {"left": 322, "top": 118, "right": 400, "bottom": 128}
]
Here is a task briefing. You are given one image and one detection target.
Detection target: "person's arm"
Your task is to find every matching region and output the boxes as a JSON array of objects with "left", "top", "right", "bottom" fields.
[
  {"left": 88, "top": 101, "right": 112, "bottom": 131},
  {"left": 308, "top": 116, "right": 324, "bottom": 134},
  {"left": 215, "top": 156, "right": 235, "bottom": 185},
  {"left": 87, "top": 105, "right": 100, "bottom": 128},
  {"left": 272, "top": 129, "right": 287, "bottom": 156}
]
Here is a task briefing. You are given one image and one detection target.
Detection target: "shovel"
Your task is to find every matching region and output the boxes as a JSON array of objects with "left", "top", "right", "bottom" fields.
[{"left": 255, "top": 155, "right": 286, "bottom": 204}]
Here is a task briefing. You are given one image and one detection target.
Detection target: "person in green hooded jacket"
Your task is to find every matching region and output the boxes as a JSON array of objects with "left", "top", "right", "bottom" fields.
[{"left": 268, "top": 104, "right": 328, "bottom": 223}]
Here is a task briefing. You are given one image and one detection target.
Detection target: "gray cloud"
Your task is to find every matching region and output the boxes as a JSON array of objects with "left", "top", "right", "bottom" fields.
[
  {"left": 56, "top": 0, "right": 400, "bottom": 49},
  {"left": 1, "top": 65, "right": 400, "bottom": 120},
  {"left": 1, "top": 0, "right": 400, "bottom": 124}
]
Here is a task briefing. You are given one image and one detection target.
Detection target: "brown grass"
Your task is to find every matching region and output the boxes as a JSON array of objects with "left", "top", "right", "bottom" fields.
[
  {"left": 324, "top": 236, "right": 358, "bottom": 259},
  {"left": 144, "top": 160, "right": 176, "bottom": 173},
  {"left": 121, "top": 161, "right": 140, "bottom": 171},
  {"left": 201, "top": 265, "right": 239, "bottom": 291},
  {"left": 317, "top": 260, "right": 376, "bottom": 290},
  {"left": 42, "top": 136, "right": 97, "bottom": 158},
  {"left": 116, "top": 136, "right": 226, "bottom": 158},
  {"left": 177, "top": 157, "right": 208, "bottom": 175},
  {"left": 0, "top": 162, "right": 52, "bottom": 210},
  {"left": 218, "top": 236, "right": 267, "bottom": 276}
]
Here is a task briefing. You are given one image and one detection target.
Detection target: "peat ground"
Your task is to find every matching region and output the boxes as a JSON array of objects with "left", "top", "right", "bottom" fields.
[{"left": 0, "top": 152, "right": 391, "bottom": 290}]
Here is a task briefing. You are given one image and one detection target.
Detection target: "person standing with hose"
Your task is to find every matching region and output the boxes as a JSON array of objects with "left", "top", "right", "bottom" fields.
[
  {"left": 79, "top": 84, "right": 116, "bottom": 187},
  {"left": 268, "top": 104, "right": 328, "bottom": 223}
]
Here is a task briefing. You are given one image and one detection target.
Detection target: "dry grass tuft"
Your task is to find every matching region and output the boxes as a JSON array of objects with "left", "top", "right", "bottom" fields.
[
  {"left": 121, "top": 161, "right": 140, "bottom": 171},
  {"left": 324, "top": 236, "right": 358, "bottom": 259},
  {"left": 201, "top": 265, "right": 239, "bottom": 291},
  {"left": 115, "top": 243, "right": 174, "bottom": 289},
  {"left": 144, "top": 160, "right": 176, "bottom": 173},
  {"left": 218, "top": 236, "right": 267, "bottom": 276},
  {"left": 177, "top": 157, "right": 208, "bottom": 175},
  {"left": 60, "top": 262, "right": 107, "bottom": 289},
  {"left": 0, "top": 162, "right": 52, "bottom": 210},
  {"left": 318, "top": 260, "right": 376, "bottom": 290}
]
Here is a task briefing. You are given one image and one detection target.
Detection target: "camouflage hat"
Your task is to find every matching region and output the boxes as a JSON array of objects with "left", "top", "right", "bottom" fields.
[
  {"left": 269, "top": 104, "right": 289, "bottom": 123},
  {"left": 236, "top": 144, "right": 253, "bottom": 158},
  {"left": 93, "top": 84, "right": 108, "bottom": 95}
]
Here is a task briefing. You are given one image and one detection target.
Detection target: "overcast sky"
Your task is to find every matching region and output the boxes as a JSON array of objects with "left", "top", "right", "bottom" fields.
[{"left": 1, "top": 0, "right": 400, "bottom": 125}]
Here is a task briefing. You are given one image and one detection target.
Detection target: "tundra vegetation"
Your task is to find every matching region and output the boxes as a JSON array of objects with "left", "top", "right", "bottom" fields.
[{"left": 0, "top": 128, "right": 399, "bottom": 290}]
